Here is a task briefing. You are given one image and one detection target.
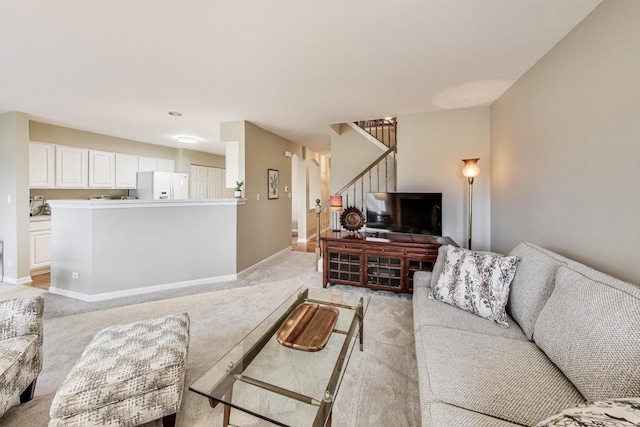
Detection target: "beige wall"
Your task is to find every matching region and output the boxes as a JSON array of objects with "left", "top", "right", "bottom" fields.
[
  {"left": 29, "top": 121, "right": 176, "bottom": 158},
  {"left": 0, "top": 112, "right": 31, "bottom": 283},
  {"left": 232, "top": 121, "right": 301, "bottom": 271},
  {"left": 490, "top": 0, "right": 640, "bottom": 284},
  {"left": 396, "top": 107, "right": 491, "bottom": 250},
  {"left": 176, "top": 148, "right": 225, "bottom": 172}
]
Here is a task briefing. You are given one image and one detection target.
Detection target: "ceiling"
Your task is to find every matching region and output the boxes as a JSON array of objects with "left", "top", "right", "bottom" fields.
[{"left": 0, "top": 0, "right": 601, "bottom": 155}]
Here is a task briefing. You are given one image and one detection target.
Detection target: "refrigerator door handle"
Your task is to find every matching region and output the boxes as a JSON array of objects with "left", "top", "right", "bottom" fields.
[{"left": 170, "top": 184, "right": 174, "bottom": 199}]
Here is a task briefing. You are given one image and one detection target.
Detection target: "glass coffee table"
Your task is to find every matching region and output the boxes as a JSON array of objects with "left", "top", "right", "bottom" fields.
[{"left": 190, "top": 287, "right": 370, "bottom": 427}]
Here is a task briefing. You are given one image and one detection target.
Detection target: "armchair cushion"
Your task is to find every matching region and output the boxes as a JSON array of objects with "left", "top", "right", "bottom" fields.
[{"left": 0, "top": 296, "right": 44, "bottom": 417}]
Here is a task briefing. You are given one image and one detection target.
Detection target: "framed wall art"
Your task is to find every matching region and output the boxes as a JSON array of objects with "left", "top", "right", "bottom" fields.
[{"left": 268, "top": 169, "right": 279, "bottom": 199}]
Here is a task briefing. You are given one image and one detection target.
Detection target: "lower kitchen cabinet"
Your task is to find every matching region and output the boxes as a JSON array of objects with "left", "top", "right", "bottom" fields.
[{"left": 30, "top": 219, "right": 51, "bottom": 270}]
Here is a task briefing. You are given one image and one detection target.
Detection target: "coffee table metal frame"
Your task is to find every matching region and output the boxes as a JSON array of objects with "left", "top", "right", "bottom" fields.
[{"left": 189, "top": 287, "right": 367, "bottom": 427}]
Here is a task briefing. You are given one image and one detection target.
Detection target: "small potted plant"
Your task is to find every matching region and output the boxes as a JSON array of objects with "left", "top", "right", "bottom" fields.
[{"left": 234, "top": 181, "right": 244, "bottom": 198}]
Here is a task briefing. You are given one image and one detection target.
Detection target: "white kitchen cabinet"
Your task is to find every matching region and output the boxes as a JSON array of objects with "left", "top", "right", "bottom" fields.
[
  {"left": 89, "top": 150, "right": 116, "bottom": 188},
  {"left": 56, "top": 146, "right": 88, "bottom": 188},
  {"left": 30, "top": 219, "right": 51, "bottom": 270},
  {"left": 138, "top": 156, "right": 157, "bottom": 172},
  {"left": 156, "top": 158, "right": 175, "bottom": 172},
  {"left": 115, "top": 153, "right": 139, "bottom": 188},
  {"left": 139, "top": 156, "right": 175, "bottom": 173},
  {"left": 29, "top": 142, "right": 56, "bottom": 188}
]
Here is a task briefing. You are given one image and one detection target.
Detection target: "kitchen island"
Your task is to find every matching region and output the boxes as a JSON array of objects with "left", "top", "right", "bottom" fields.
[{"left": 47, "top": 198, "right": 246, "bottom": 301}]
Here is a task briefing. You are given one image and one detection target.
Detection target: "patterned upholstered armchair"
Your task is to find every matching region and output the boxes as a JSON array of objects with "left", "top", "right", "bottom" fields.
[{"left": 0, "top": 296, "right": 44, "bottom": 418}]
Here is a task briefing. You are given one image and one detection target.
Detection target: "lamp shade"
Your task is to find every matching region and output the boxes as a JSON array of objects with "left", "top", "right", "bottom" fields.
[
  {"left": 462, "top": 158, "right": 480, "bottom": 178},
  {"left": 329, "top": 195, "right": 343, "bottom": 211}
]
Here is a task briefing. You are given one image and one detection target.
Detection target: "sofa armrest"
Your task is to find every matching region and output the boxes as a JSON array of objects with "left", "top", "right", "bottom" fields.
[
  {"left": 0, "top": 296, "right": 44, "bottom": 343},
  {"left": 414, "top": 271, "right": 433, "bottom": 289}
]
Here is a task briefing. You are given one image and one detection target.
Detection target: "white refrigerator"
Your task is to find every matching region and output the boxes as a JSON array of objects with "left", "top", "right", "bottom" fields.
[{"left": 132, "top": 171, "right": 189, "bottom": 200}]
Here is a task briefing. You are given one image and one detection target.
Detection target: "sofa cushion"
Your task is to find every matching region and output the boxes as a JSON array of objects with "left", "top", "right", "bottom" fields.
[
  {"left": 414, "top": 271, "right": 433, "bottom": 289},
  {"left": 429, "top": 402, "right": 523, "bottom": 427},
  {"left": 536, "top": 398, "right": 640, "bottom": 427},
  {"left": 534, "top": 263, "right": 640, "bottom": 402},
  {"left": 507, "top": 243, "right": 570, "bottom": 340},
  {"left": 413, "top": 284, "right": 527, "bottom": 341},
  {"left": 429, "top": 245, "right": 448, "bottom": 288},
  {"left": 421, "top": 326, "right": 585, "bottom": 426},
  {"left": 432, "top": 246, "right": 520, "bottom": 327}
]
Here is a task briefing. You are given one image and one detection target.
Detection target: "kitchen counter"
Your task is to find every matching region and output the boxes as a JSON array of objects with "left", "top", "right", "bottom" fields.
[
  {"left": 48, "top": 198, "right": 246, "bottom": 209},
  {"left": 47, "top": 198, "right": 246, "bottom": 301}
]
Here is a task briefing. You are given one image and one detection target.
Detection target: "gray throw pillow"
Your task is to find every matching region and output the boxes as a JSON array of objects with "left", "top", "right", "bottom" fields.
[
  {"left": 432, "top": 245, "right": 520, "bottom": 328},
  {"left": 536, "top": 398, "right": 640, "bottom": 426}
]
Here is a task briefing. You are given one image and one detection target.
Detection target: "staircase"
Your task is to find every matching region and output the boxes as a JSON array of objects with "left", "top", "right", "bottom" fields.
[{"left": 314, "top": 118, "right": 397, "bottom": 264}]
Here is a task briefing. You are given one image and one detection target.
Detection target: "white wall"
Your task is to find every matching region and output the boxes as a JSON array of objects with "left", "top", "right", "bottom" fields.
[
  {"left": 396, "top": 107, "right": 491, "bottom": 250},
  {"left": 490, "top": 0, "right": 640, "bottom": 284}
]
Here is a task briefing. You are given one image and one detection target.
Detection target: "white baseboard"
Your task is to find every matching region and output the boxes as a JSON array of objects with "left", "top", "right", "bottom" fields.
[
  {"left": 48, "top": 274, "right": 237, "bottom": 302},
  {"left": 2, "top": 276, "right": 33, "bottom": 285},
  {"left": 237, "top": 246, "right": 293, "bottom": 278}
]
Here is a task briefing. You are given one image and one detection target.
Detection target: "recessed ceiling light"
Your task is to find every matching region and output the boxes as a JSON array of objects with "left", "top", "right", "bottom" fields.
[
  {"left": 168, "top": 111, "right": 182, "bottom": 116},
  {"left": 177, "top": 136, "right": 199, "bottom": 144}
]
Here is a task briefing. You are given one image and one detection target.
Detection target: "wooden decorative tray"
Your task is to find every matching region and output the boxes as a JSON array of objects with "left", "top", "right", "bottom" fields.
[{"left": 276, "top": 303, "right": 339, "bottom": 352}]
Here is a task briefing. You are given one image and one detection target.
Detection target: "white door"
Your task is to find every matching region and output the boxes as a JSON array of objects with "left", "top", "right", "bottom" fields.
[
  {"left": 29, "top": 142, "right": 55, "bottom": 188},
  {"left": 190, "top": 165, "right": 206, "bottom": 199},
  {"left": 89, "top": 150, "right": 115, "bottom": 188},
  {"left": 56, "top": 146, "right": 88, "bottom": 188},
  {"left": 115, "top": 154, "right": 139, "bottom": 188}
]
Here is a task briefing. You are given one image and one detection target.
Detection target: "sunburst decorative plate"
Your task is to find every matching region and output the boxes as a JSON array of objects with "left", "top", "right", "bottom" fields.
[{"left": 340, "top": 206, "right": 364, "bottom": 232}]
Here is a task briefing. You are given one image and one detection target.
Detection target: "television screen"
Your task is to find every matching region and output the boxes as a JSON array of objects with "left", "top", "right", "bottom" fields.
[{"left": 365, "top": 192, "right": 442, "bottom": 236}]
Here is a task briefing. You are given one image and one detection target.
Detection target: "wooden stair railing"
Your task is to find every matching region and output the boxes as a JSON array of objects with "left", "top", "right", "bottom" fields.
[
  {"left": 314, "top": 145, "right": 396, "bottom": 269},
  {"left": 355, "top": 117, "right": 397, "bottom": 149}
]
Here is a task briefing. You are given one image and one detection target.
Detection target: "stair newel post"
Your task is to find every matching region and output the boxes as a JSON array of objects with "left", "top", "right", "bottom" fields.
[{"left": 315, "top": 199, "right": 322, "bottom": 270}]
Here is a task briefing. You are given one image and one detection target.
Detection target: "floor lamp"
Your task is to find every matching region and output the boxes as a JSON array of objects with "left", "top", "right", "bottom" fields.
[{"left": 462, "top": 158, "right": 480, "bottom": 250}]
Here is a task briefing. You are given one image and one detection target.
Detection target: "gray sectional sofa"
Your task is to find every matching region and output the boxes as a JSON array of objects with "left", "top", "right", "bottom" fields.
[{"left": 413, "top": 242, "right": 640, "bottom": 426}]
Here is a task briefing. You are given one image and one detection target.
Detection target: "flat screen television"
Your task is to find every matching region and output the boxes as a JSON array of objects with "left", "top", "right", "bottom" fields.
[{"left": 365, "top": 192, "right": 442, "bottom": 236}]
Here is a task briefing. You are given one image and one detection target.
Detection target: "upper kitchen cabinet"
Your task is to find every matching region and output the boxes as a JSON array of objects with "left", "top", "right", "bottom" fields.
[
  {"left": 156, "top": 158, "right": 175, "bottom": 172},
  {"left": 139, "top": 156, "right": 175, "bottom": 173},
  {"left": 29, "top": 142, "right": 55, "bottom": 188},
  {"left": 88, "top": 150, "right": 115, "bottom": 188},
  {"left": 56, "top": 145, "right": 88, "bottom": 188},
  {"left": 115, "top": 153, "right": 139, "bottom": 188}
]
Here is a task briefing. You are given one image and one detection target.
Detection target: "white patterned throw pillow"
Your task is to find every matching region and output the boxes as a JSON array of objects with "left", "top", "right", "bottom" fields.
[
  {"left": 432, "top": 245, "right": 520, "bottom": 327},
  {"left": 536, "top": 398, "right": 640, "bottom": 427}
]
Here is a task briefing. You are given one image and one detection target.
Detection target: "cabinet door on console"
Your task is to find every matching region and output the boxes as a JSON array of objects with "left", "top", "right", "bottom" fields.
[
  {"left": 325, "top": 242, "right": 363, "bottom": 287},
  {"left": 365, "top": 248, "right": 404, "bottom": 292}
]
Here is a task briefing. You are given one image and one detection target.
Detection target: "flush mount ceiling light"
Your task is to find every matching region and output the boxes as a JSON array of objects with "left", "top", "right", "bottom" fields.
[
  {"left": 168, "top": 111, "right": 182, "bottom": 116},
  {"left": 177, "top": 136, "right": 199, "bottom": 144}
]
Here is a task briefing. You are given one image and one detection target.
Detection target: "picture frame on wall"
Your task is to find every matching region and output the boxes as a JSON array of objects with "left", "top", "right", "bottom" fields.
[{"left": 268, "top": 169, "right": 279, "bottom": 199}]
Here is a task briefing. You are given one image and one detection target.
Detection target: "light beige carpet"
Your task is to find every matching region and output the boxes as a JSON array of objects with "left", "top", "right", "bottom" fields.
[{"left": 1, "top": 279, "right": 420, "bottom": 426}]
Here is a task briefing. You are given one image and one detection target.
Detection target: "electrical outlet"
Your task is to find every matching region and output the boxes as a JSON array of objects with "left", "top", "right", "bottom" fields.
[
  {"left": 6, "top": 194, "right": 11, "bottom": 204},
  {"left": 72, "top": 272, "right": 79, "bottom": 279},
  {"left": 7, "top": 260, "right": 13, "bottom": 267},
  {"left": 256, "top": 193, "right": 260, "bottom": 201}
]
